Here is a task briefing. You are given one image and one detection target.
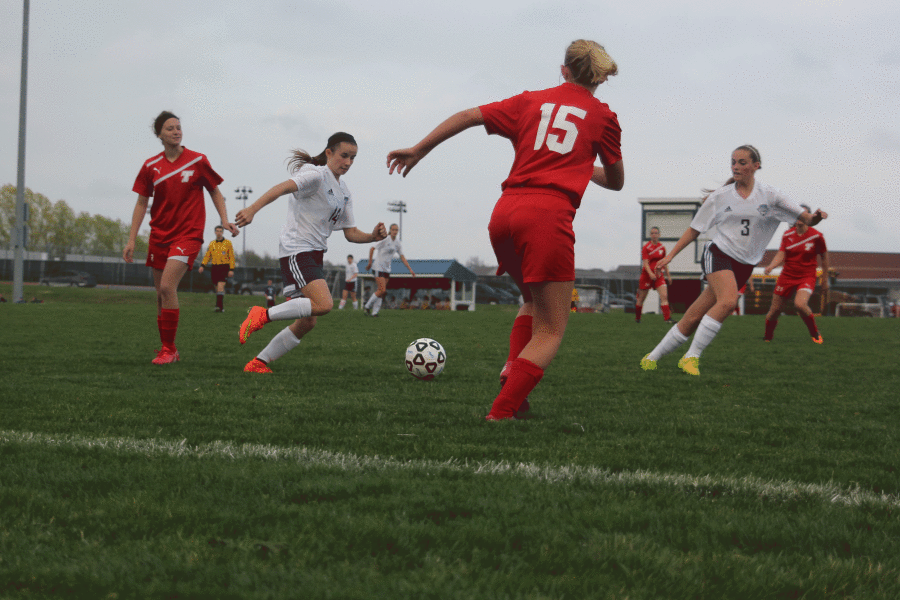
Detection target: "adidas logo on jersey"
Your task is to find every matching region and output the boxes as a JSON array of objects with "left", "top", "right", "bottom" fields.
[{"left": 724, "top": 206, "right": 733, "bottom": 212}]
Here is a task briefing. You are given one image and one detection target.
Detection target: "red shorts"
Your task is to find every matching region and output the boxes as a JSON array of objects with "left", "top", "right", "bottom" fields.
[
  {"left": 146, "top": 239, "right": 202, "bottom": 271},
  {"left": 774, "top": 274, "right": 816, "bottom": 297},
  {"left": 639, "top": 272, "right": 666, "bottom": 290},
  {"left": 488, "top": 191, "right": 576, "bottom": 292}
]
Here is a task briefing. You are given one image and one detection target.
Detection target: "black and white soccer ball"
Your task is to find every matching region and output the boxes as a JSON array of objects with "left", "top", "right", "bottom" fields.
[{"left": 405, "top": 338, "right": 446, "bottom": 380}]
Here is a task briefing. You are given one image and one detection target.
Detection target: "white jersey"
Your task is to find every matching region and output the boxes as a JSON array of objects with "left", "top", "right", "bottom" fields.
[
  {"left": 691, "top": 180, "right": 803, "bottom": 265},
  {"left": 278, "top": 164, "right": 355, "bottom": 257},
  {"left": 371, "top": 236, "right": 403, "bottom": 272},
  {"left": 345, "top": 261, "right": 359, "bottom": 282}
]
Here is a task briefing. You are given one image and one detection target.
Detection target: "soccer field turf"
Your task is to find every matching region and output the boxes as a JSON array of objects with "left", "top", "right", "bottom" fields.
[{"left": 1, "top": 285, "right": 899, "bottom": 598}]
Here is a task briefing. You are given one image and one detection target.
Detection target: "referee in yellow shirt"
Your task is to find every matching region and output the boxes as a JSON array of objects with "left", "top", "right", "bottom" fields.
[{"left": 198, "top": 225, "right": 236, "bottom": 312}]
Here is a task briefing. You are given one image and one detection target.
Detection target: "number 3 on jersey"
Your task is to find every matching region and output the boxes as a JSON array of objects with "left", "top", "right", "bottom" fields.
[{"left": 534, "top": 103, "right": 586, "bottom": 155}]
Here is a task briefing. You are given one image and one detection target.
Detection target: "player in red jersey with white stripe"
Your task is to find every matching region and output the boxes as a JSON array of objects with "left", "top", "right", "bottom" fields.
[
  {"left": 123, "top": 111, "right": 238, "bottom": 365},
  {"left": 387, "top": 40, "right": 624, "bottom": 420},
  {"left": 763, "top": 204, "right": 829, "bottom": 343},
  {"left": 635, "top": 226, "right": 673, "bottom": 323}
]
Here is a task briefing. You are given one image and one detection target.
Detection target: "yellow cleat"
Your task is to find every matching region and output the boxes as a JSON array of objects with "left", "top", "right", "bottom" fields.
[
  {"left": 812, "top": 335, "right": 824, "bottom": 344},
  {"left": 640, "top": 354, "right": 657, "bottom": 371},
  {"left": 678, "top": 355, "right": 700, "bottom": 376},
  {"left": 239, "top": 306, "right": 270, "bottom": 345}
]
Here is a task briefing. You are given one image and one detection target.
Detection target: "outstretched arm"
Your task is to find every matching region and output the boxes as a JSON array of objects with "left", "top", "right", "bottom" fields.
[
  {"left": 235, "top": 180, "right": 298, "bottom": 227},
  {"left": 764, "top": 251, "right": 785, "bottom": 274},
  {"left": 123, "top": 195, "right": 149, "bottom": 263},
  {"left": 400, "top": 255, "right": 416, "bottom": 277},
  {"left": 209, "top": 187, "right": 239, "bottom": 237},
  {"left": 344, "top": 223, "right": 387, "bottom": 244},
  {"left": 387, "top": 108, "right": 484, "bottom": 177},
  {"left": 655, "top": 228, "right": 700, "bottom": 274}
]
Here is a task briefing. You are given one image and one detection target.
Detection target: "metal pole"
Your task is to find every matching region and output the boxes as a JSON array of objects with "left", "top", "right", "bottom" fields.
[
  {"left": 12, "top": 0, "right": 30, "bottom": 303},
  {"left": 387, "top": 200, "right": 407, "bottom": 241},
  {"left": 234, "top": 187, "right": 251, "bottom": 272}
]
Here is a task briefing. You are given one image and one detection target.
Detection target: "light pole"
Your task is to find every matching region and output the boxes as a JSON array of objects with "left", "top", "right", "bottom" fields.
[
  {"left": 387, "top": 200, "right": 407, "bottom": 240},
  {"left": 235, "top": 186, "right": 252, "bottom": 268}
]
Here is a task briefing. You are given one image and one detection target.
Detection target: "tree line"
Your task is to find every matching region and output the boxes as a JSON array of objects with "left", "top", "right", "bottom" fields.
[
  {"left": 0, "top": 184, "right": 282, "bottom": 267},
  {"left": 0, "top": 184, "right": 149, "bottom": 259}
]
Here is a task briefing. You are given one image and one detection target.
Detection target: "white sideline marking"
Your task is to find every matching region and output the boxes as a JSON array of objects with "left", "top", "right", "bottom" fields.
[{"left": 2, "top": 429, "right": 897, "bottom": 509}]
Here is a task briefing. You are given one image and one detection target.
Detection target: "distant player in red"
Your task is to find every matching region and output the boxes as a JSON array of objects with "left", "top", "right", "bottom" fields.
[
  {"left": 763, "top": 204, "right": 829, "bottom": 343},
  {"left": 123, "top": 111, "right": 239, "bottom": 365},
  {"left": 635, "top": 226, "right": 673, "bottom": 323},
  {"left": 387, "top": 39, "right": 624, "bottom": 420}
]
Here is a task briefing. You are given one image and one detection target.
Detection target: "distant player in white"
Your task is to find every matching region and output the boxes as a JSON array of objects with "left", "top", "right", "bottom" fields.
[
  {"left": 338, "top": 254, "right": 359, "bottom": 309},
  {"left": 363, "top": 223, "right": 415, "bottom": 317},
  {"left": 234, "top": 132, "right": 387, "bottom": 373},
  {"left": 640, "top": 145, "right": 827, "bottom": 375}
]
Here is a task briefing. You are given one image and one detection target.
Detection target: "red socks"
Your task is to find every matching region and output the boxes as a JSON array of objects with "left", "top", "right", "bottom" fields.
[
  {"left": 661, "top": 304, "right": 671, "bottom": 321},
  {"left": 158, "top": 308, "right": 179, "bottom": 350},
  {"left": 634, "top": 305, "right": 642, "bottom": 322},
  {"left": 764, "top": 318, "right": 778, "bottom": 341},
  {"left": 487, "top": 358, "right": 544, "bottom": 420},
  {"left": 507, "top": 315, "right": 533, "bottom": 362},
  {"left": 800, "top": 313, "right": 819, "bottom": 337}
]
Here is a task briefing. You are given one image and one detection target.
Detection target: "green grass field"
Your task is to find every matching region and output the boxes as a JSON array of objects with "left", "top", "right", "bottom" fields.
[{"left": 2, "top": 284, "right": 899, "bottom": 599}]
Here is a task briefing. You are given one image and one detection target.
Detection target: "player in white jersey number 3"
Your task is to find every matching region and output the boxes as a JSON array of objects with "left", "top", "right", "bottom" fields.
[
  {"left": 233, "top": 132, "right": 387, "bottom": 373},
  {"left": 640, "top": 145, "right": 827, "bottom": 376}
]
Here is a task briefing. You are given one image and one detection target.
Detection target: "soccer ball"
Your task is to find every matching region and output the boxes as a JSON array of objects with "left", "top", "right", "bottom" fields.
[{"left": 405, "top": 338, "right": 446, "bottom": 380}]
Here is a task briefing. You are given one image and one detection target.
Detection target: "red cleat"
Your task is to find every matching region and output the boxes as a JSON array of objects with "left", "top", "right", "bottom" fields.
[
  {"left": 485, "top": 412, "right": 517, "bottom": 421},
  {"left": 243, "top": 358, "right": 273, "bottom": 373},
  {"left": 240, "top": 306, "right": 270, "bottom": 344},
  {"left": 151, "top": 347, "right": 180, "bottom": 365}
]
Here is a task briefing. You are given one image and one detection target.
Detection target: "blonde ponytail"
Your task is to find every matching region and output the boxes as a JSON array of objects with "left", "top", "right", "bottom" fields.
[{"left": 564, "top": 39, "right": 618, "bottom": 87}]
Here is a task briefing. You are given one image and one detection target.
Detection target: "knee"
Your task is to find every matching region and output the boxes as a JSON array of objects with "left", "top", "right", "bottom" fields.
[
  {"left": 158, "top": 285, "right": 177, "bottom": 303},
  {"left": 313, "top": 296, "right": 333, "bottom": 316},
  {"left": 719, "top": 296, "right": 738, "bottom": 314}
]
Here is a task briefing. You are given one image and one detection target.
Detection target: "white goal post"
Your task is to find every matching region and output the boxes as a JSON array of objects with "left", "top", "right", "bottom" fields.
[{"left": 835, "top": 303, "right": 886, "bottom": 318}]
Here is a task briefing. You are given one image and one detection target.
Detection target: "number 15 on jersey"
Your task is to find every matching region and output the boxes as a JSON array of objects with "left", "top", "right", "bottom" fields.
[{"left": 534, "top": 103, "right": 586, "bottom": 155}]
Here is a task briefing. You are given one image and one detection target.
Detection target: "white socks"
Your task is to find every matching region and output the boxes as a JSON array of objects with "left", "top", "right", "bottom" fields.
[
  {"left": 338, "top": 299, "right": 346, "bottom": 309},
  {"left": 364, "top": 294, "right": 376, "bottom": 309},
  {"left": 371, "top": 296, "right": 383, "bottom": 315},
  {"left": 685, "top": 315, "right": 722, "bottom": 359},
  {"left": 257, "top": 327, "right": 302, "bottom": 364},
  {"left": 647, "top": 324, "right": 689, "bottom": 361},
  {"left": 267, "top": 297, "right": 312, "bottom": 321}
]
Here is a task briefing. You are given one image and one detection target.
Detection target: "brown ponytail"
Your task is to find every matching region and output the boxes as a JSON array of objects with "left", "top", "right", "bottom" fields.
[{"left": 287, "top": 132, "right": 357, "bottom": 174}]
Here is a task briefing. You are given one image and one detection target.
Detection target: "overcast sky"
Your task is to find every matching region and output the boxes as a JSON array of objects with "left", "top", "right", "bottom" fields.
[{"left": 2, "top": 0, "right": 898, "bottom": 270}]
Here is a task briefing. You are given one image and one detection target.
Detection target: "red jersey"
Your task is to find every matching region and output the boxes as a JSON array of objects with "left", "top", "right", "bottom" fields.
[
  {"left": 778, "top": 226, "right": 826, "bottom": 280},
  {"left": 480, "top": 82, "right": 622, "bottom": 208},
  {"left": 641, "top": 241, "right": 666, "bottom": 273},
  {"left": 132, "top": 148, "right": 223, "bottom": 246}
]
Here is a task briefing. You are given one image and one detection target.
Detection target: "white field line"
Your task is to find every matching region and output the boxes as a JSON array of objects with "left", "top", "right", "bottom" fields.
[{"left": 2, "top": 429, "right": 898, "bottom": 509}]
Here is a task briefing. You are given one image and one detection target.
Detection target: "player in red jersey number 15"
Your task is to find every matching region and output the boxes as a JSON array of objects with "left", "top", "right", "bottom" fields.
[{"left": 387, "top": 39, "right": 624, "bottom": 420}]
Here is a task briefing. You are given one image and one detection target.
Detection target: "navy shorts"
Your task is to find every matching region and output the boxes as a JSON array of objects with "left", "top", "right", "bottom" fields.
[
  {"left": 280, "top": 251, "right": 325, "bottom": 298},
  {"left": 701, "top": 242, "right": 754, "bottom": 289}
]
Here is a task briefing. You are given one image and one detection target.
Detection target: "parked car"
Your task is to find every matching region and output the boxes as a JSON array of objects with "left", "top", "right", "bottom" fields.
[
  {"left": 39, "top": 270, "right": 97, "bottom": 287},
  {"left": 237, "top": 279, "right": 283, "bottom": 296}
]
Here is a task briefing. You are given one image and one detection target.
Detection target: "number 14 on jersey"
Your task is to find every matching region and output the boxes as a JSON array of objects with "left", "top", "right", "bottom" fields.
[{"left": 534, "top": 103, "right": 586, "bottom": 155}]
